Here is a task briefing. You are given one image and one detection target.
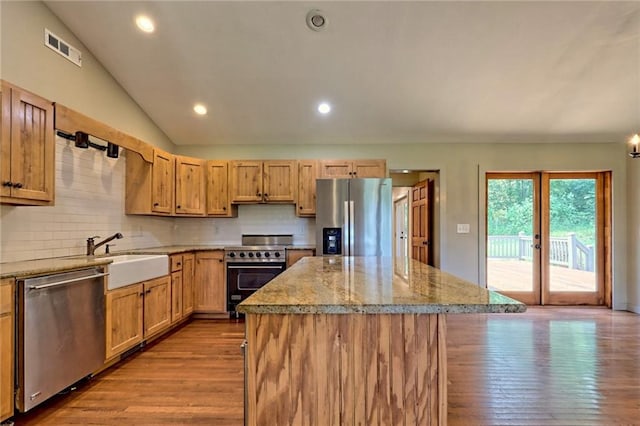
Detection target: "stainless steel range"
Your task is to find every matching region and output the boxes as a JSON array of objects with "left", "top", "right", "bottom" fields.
[{"left": 226, "top": 234, "right": 292, "bottom": 315}]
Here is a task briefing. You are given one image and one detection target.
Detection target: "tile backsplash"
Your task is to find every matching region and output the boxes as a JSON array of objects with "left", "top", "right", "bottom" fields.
[{"left": 0, "top": 136, "right": 314, "bottom": 263}]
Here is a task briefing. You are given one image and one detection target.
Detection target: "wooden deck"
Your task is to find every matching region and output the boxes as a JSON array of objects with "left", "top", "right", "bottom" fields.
[
  {"left": 488, "top": 259, "right": 596, "bottom": 292},
  {"left": 11, "top": 309, "right": 640, "bottom": 425}
]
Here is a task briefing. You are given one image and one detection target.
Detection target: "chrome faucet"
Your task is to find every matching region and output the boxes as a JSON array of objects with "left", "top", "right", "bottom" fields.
[{"left": 86, "top": 233, "right": 123, "bottom": 255}]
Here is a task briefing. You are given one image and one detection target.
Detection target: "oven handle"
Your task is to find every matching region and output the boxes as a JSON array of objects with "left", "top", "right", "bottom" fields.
[{"left": 227, "top": 265, "right": 285, "bottom": 270}]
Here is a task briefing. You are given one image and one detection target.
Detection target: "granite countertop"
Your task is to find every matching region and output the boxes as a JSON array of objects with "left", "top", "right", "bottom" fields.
[
  {"left": 237, "top": 256, "right": 526, "bottom": 315},
  {"left": 0, "top": 244, "right": 316, "bottom": 279}
]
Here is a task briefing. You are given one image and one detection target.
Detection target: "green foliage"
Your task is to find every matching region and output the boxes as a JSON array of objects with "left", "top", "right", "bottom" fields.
[{"left": 488, "top": 178, "right": 596, "bottom": 246}]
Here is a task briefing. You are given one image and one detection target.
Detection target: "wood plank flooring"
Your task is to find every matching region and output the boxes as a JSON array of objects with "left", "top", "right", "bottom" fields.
[{"left": 10, "top": 308, "right": 640, "bottom": 425}]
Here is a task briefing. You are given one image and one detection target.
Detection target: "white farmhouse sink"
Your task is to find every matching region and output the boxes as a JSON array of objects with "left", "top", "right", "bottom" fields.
[{"left": 106, "top": 254, "right": 169, "bottom": 290}]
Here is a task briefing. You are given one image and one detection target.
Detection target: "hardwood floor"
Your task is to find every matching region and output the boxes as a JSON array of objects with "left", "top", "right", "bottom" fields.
[{"left": 11, "top": 308, "right": 640, "bottom": 425}]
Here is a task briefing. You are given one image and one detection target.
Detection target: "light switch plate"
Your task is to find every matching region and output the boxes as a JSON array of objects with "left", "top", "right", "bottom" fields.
[{"left": 457, "top": 224, "right": 470, "bottom": 234}]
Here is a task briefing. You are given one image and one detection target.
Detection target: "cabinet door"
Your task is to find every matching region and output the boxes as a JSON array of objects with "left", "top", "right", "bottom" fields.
[
  {"left": 353, "top": 160, "right": 387, "bottom": 178},
  {"left": 105, "top": 284, "right": 144, "bottom": 359},
  {"left": 206, "top": 160, "right": 232, "bottom": 215},
  {"left": 286, "top": 249, "right": 315, "bottom": 268},
  {"left": 194, "top": 251, "right": 226, "bottom": 312},
  {"left": 152, "top": 149, "right": 175, "bottom": 214},
  {"left": 182, "top": 253, "right": 195, "bottom": 315},
  {"left": 175, "top": 155, "right": 206, "bottom": 215},
  {"left": 263, "top": 160, "right": 297, "bottom": 202},
  {"left": 171, "top": 271, "right": 183, "bottom": 323},
  {"left": 230, "top": 161, "right": 263, "bottom": 203},
  {"left": 1, "top": 89, "right": 10, "bottom": 199},
  {"left": 319, "top": 160, "right": 353, "bottom": 178},
  {"left": 297, "top": 160, "right": 317, "bottom": 216},
  {"left": 0, "top": 280, "right": 14, "bottom": 422},
  {"left": 3, "top": 86, "right": 54, "bottom": 202},
  {"left": 143, "top": 276, "right": 172, "bottom": 337}
]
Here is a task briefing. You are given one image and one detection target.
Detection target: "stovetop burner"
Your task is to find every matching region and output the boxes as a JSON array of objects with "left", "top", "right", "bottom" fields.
[{"left": 224, "top": 234, "right": 292, "bottom": 263}]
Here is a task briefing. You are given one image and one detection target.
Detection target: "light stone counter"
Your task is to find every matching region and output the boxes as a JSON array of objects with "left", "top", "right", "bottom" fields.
[
  {"left": 239, "top": 256, "right": 524, "bottom": 425},
  {"left": 0, "top": 257, "right": 113, "bottom": 279},
  {"left": 237, "top": 256, "right": 525, "bottom": 314}
]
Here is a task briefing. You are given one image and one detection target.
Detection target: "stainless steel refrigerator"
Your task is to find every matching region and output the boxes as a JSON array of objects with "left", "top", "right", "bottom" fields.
[{"left": 315, "top": 178, "right": 392, "bottom": 256}]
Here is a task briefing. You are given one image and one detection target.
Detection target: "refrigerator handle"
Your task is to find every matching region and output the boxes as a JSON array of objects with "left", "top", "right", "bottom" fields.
[
  {"left": 349, "top": 200, "right": 355, "bottom": 256},
  {"left": 343, "top": 201, "right": 350, "bottom": 256}
]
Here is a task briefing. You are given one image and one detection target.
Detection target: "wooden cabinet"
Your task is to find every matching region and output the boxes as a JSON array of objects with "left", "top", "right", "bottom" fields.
[
  {"left": 319, "top": 159, "right": 386, "bottom": 179},
  {"left": 105, "top": 284, "right": 144, "bottom": 359},
  {"left": 175, "top": 155, "right": 205, "bottom": 215},
  {"left": 297, "top": 160, "right": 317, "bottom": 217},
  {"left": 170, "top": 252, "right": 195, "bottom": 321},
  {"left": 206, "top": 160, "right": 236, "bottom": 217},
  {"left": 126, "top": 148, "right": 175, "bottom": 215},
  {"left": 105, "top": 276, "right": 171, "bottom": 359},
  {"left": 143, "top": 276, "right": 172, "bottom": 337},
  {"left": 0, "top": 279, "right": 14, "bottom": 422},
  {"left": 286, "top": 249, "right": 316, "bottom": 268},
  {"left": 171, "top": 270, "right": 183, "bottom": 323},
  {"left": 182, "top": 253, "right": 195, "bottom": 315},
  {"left": 230, "top": 160, "right": 297, "bottom": 203},
  {"left": 1, "top": 81, "right": 55, "bottom": 205},
  {"left": 194, "top": 251, "right": 226, "bottom": 313}
]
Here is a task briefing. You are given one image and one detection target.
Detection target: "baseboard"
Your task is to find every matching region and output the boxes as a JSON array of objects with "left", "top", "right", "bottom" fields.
[{"left": 626, "top": 304, "right": 640, "bottom": 314}]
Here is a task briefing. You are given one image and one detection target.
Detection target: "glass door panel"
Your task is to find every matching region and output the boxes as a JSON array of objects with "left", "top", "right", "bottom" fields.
[{"left": 486, "top": 173, "right": 540, "bottom": 305}]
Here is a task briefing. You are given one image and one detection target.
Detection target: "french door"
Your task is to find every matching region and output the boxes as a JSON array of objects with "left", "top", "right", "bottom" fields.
[{"left": 486, "top": 172, "right": 610, "bottom": 305}]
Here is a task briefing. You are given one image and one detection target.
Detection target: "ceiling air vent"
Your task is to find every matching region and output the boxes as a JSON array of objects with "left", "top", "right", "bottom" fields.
[{"left": 44, "top": 29, "right": 82, "bottom": 67}]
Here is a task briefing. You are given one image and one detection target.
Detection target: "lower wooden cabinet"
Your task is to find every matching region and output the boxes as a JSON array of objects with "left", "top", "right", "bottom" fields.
[
  {"left": 105, "top": 276, "right": 171, "bottom": 360},
  {"left": 286, "top": 249, "right": 316, "bottom": 268},
  {"left": 194, "top": 251, "right": 226, "bottom": 313},
  {"left": 182, "top": 253, "right": 195, "bottom": 315},
  {"left": 0, "top": 279, "right": 14, "bottom": 422}
]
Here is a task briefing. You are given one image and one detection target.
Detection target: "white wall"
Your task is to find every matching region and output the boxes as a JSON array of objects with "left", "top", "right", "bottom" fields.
[
  {"left": 0, "top": 1, "right": 174, "bottom": 152},
  {"left": 627, "top": 157, "right": 640, "bottom": 313}
]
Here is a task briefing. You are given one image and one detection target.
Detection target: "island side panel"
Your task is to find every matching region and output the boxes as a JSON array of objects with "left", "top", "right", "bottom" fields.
[{"left": 244, "top": 313, "right": 447, "bottom": 426}]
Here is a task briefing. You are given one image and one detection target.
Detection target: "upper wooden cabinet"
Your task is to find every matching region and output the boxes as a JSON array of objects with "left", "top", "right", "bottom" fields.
[
  {"left": 206, "top": 160, "right": 236, "bottom": 217},
  {"left": 126, "top": 148, "right": 175, "bottom": 215},
  {"left": 175, "top": 155, "right": 205, "bottom": 216},
  {"left": 1, "top": 81, "right": 55, "bottom": 205},
  {"left": 230, "top": 160, "right": 297, "bottom": 203},
  {"left": 297, "top": 160, "right": 317, "bottom": 217},
  {"left": 319, "top": 159, "right": 387, "bottom": 179}
]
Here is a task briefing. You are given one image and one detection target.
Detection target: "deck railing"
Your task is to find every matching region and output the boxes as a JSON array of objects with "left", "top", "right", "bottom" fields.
[{"left": 488, "top": 232, "right": 594, "bottom": 272}]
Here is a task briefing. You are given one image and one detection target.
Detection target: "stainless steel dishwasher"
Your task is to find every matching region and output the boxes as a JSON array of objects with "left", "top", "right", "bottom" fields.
[{"left": 16, "top": 267, "right": 108, "bottom": 412}]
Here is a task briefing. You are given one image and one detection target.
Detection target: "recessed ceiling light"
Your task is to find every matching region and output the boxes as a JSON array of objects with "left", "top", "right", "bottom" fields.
[
  {"left": 135, "top": 15, "right": 155, "bottom": 33},
  {"left": 317, "top": 102, "right": 331, "bottom": 114},
  {"left": 193, "top": 103, "right": 207, "bottom": 115}
]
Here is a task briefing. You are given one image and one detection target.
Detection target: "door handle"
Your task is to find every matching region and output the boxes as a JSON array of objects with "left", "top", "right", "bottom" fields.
[{"left": 534, "top": 244, "right": 541, "bottom": 249}]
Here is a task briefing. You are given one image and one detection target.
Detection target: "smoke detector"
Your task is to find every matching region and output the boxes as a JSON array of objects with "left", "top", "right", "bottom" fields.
[{"left": 306, "top": 9, "right": 328, "bottom": 31}]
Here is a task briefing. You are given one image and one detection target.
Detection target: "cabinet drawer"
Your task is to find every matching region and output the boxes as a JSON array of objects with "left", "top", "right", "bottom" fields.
[
  {"left": 170, "top": 255, "right": 183, "bottom": 272},
  {"left": 0, "top": 283, "right": 13, "bottom": 315}
]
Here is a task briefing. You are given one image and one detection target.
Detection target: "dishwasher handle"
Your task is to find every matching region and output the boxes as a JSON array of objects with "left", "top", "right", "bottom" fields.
[{"left": 28, "top": 272, "right": 109, "bottom": 290}]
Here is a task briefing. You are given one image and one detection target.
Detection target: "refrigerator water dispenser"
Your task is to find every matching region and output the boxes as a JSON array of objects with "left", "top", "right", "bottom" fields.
[{"left": 322, "top": 228, "right": 342, "bottom": 255}]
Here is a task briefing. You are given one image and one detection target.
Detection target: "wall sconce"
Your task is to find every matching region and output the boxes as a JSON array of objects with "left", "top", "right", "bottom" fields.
[
  {"left": 630, "top": 134, "right": 640, "bottom": 158},
  {"left": 106, "top": 142, "right": 119, "bottom": 159},
  {"left": 75, "top": 131, "right": 89, "bottom": 148}
]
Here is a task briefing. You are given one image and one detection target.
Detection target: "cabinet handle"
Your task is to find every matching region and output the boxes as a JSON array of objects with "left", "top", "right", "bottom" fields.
[
  {"left": 146, "top": 289, "right": 151, "bottom": 294},
  {"left": 12, "top": 182, "right": 23, "bottom": 188},
  {"left": 219, "top": 259, "right": 223, "bottom": 263},
  {"left": 264, "top": 193, "right": 269, "bottom": 198},
  {"left": 176, "top": 205, "right": 181, "bottom": 209},
  {"left": 299, "top": 205, "right": 303, "bottom": 209},
  {"left": 2, "top": 181, "right": 12, "bottom": 187},
  {"left": 222, "top": 206, "right": 227, "bottom": 211},
  {"left": 153, "top": 203, "right": 159, "bottom": 207},
  {"left": 139, "top": 292, "right": 144, "bottom": 297}
]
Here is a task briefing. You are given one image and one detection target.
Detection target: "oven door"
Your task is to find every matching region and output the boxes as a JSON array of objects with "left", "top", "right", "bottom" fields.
[{"left": 227, "top": 262, "right": 285, "bottom": 312}]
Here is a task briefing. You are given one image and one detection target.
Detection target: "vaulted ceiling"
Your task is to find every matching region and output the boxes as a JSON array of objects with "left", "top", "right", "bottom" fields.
[{"left": 45, "top": 1, "right": 640, "bottom": 146}]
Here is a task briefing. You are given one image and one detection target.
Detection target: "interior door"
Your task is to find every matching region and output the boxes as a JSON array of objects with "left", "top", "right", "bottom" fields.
[
  {"left": 411, "top": 179, "right": 433, "bottom": 265},
  {"left": 394, "top": 194, "right": 409, "bottom": 259},
  {"left": 486, "top": 172, "right": 609, "bottom": 306}
]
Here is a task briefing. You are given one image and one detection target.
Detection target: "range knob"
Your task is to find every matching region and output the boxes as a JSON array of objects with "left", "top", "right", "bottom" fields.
[
  {"left": 256, "top": 252, "right": 262, "bottom": 258},
  {"left": 264, "top": 252, "right": 270, "bottom": 258},
  {"left": 239, "top": 252, "right": 246, "bottom": 258},
  {"left": 248, "top": 252, "right": 254, "bottom": 258},
  {"left": 229, "top": 252, "right": 236, "bottom": 258},
  {"left": 274, "top": 252, "right": 281, "bottom": 258}
]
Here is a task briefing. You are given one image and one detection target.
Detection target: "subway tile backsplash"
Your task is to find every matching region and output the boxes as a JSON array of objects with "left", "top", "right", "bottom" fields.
[{"left": 0, "top": 136, "right": 314, "bottom": 263}]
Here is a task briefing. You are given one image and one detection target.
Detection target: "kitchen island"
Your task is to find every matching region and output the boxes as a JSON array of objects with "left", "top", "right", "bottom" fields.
[{"left": 237, "top": 256, "right": 525, "bottom": 426}]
